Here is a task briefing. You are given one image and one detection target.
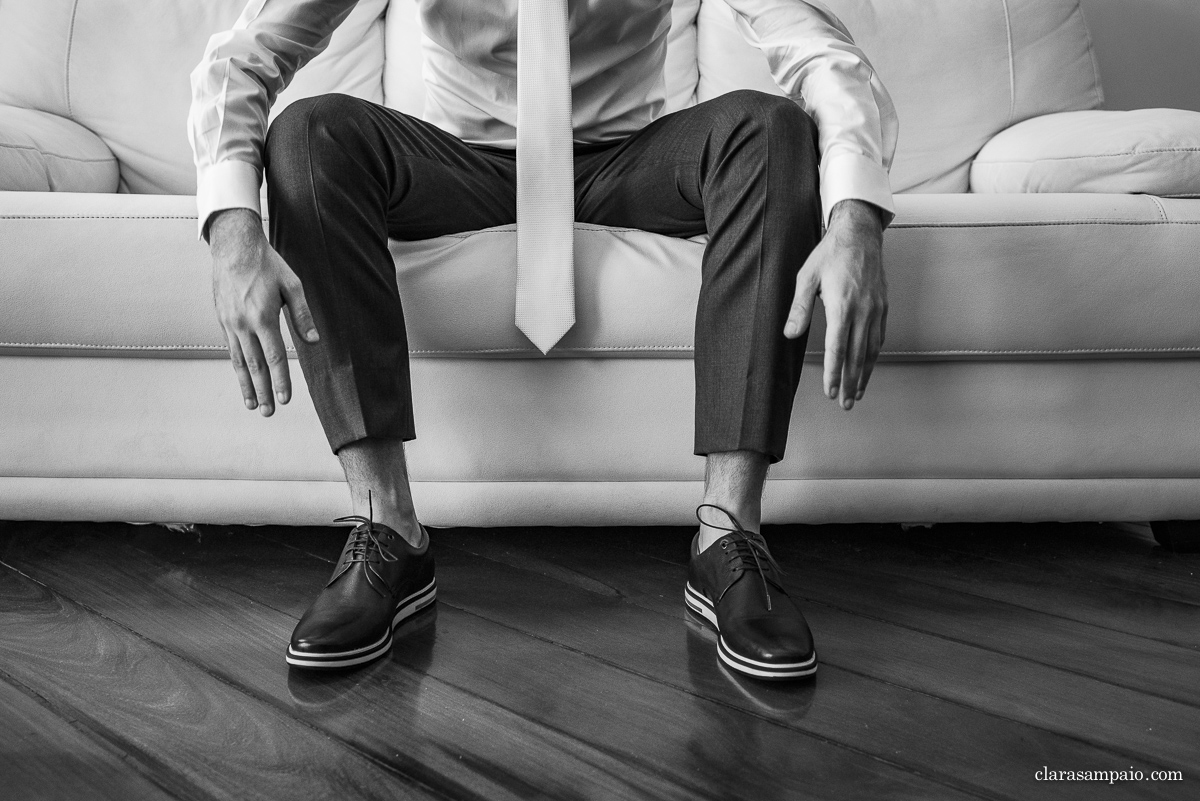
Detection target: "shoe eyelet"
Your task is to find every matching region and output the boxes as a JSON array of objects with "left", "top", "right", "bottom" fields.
[{"left": 720, "top": 540, "right": 728, "bottom": 550}]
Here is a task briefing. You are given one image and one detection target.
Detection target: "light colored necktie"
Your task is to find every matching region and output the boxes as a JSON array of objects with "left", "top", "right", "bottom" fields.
[{"left": 516, "top": 0, "right": 575, "bottom": 354}]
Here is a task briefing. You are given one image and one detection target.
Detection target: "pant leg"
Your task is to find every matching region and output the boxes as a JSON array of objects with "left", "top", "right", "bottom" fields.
[
  {"left": 264, "top": 93, "right": 516, "bottom": 453},
  {"left": 575, "top": 90, "right": 822, "bottom": 462}
]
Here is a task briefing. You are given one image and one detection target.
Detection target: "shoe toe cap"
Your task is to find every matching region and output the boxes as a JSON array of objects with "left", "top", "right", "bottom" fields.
[
  {"left": 290, "top": 608, "right": 383, "bottom": 654},
  {"left": 724, "top": 614, "right": 814, "bottom": 664}
]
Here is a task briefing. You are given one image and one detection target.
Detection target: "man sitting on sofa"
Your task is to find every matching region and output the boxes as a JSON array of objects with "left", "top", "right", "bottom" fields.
[{"left": 189, "top": 0, "right": 897, "bottom": 680}]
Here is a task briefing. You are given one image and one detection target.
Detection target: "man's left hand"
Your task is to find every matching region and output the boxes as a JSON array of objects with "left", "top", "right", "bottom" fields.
[{"left": 784, "top": 199, "right": 888, "bottom": 410}]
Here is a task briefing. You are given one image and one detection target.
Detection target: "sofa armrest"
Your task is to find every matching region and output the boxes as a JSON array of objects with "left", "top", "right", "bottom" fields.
[{"left": 0, "top": 105, "right": 119, "bottom": 192}]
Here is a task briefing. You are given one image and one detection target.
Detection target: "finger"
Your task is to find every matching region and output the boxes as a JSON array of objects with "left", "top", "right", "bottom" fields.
[
  {"left": 823, "top": 306, "right": 849, "bottom": 401},
  {"left": 857, "top": 316, "right": 883, "bottom": 400},
  {"left": 238, "top": 333, "right": 275, "bottom": 416},
  {"left": 282, "top": 279, "right": 320, "bottom": 344},
  {"left": 225, "top": 332, "right": 258, "bottom": 410},
  {"left": 259, "top": 322, "right": 292, "bottom": 406},
  {"left": 841, "top": 316, "right": 869, "bottom": 409},
  {"left": 785, "top": 267, "right": 820, "bottom": 340}
]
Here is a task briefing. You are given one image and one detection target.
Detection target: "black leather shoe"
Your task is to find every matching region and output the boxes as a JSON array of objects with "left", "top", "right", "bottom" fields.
[
  {"left": 685, "top": 504, "right": 816, "bottom": 680},
  {"left": 287, "top": 513, "right": 436, "bottom": 669}
]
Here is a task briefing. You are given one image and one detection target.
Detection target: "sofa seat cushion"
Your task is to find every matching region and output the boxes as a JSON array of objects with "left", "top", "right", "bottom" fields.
[
  {"left": 2, "top": 192, "right": 1199, "bottom": 361},
  {"left": 971, "top": 109, "right": 1200, "bottom": 196},
  {"left": 0, "top": 106, "right": 118, "bottom": 193}
]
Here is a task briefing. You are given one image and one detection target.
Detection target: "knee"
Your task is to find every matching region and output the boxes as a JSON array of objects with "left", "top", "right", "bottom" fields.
[
  {"left": 264, "top": 93, "right": 371, "bottom": 183},
  {"left": 723, "top": 90, "right": 811, "bottom": 126},
  {"left": 716, "top": 90, "right": 817, "bottom": 158}
]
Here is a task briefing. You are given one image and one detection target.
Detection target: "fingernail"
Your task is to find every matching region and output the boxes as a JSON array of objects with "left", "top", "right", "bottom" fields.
[
  {"left": 856, "top": 390, "right": 864, "bottom": 401},
  {"left": 260, "top": 405, "right": 273, "bottom": 416},
  {"left": 276, "top": 391, "right": 287, "bottom": 403},
  {"left": 245, "top": 398, "right": 257, "bottom": 410},
  {"left": 829, "top": 386, "right": 838, "bottom": 399},
  {"left": 843, "top": 397, "right": 854, "bottom": 410},
  {"left": 306, "top": 329, "right": 319, "bottom": 342}
]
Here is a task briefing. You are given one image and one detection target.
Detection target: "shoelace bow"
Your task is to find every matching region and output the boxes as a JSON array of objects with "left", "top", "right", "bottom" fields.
[
  {"left": 696, "top": 503, "right": 784, "bottom": 612},
  {"left": 328, "top": 493, "right": 398, "bottom": 597}
]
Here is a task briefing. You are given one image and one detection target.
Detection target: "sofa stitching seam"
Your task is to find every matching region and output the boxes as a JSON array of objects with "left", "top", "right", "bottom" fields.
[
  {"left": 64, "top": 0, "right": 81, "bottom": 119},
  {"left": 7, "top": 478, "right": 1200, "bottom": 484},
  {"left": 1147, "top": 195, "right": 1168, "bottom": 223},
  {"left": 8, "top": 479, "right": 1200, "bottom": 487},
  {"left": 434, "top": 225, "right": 653, "bottom": 239},
  {"left": 978, "top": 148, "right": 1200, "bottom": 164},
  {"left": 6, "top": 343, "right": 1200, "bottom": 357},
  {"left": 1079, "top": 2, "right": 1105, "bottom": 108},
  {"left": 0, "top": 218, "right": 664, "bottom": 232},
  {"left": 1000, "top": 0, "right": 1016, "bottom": 128},
  {"left": 0, "top": 143, "right": 114, "bottom": 163},
  {"left": 4, "top": 216, "right": 1200, "bottom": 228},
  {"left": 0, "top": 216, "right": 197, "bottom": 220},
  {"left": 892, "top": 220, "right": 1200, "bottom": 229},
  {"left": 0, "top": 343, "right": 694, "bottom": 352}
]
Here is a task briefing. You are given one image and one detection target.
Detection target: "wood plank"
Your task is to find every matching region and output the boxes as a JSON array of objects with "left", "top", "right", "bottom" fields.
[
  {"left": 0, "top": 524, "right": 694, "bottom": 801},
  {"left": 161, "top": 524, "right": 1185, "bottom": 801},
  {"left": 428, "top": 521, "right": 1200, "bottom": 711},
  {"left": 428, "top": 526, "right": 1200, "bottom": 775},
  {"left": 653, "top": 533, "right": 1200, "bottom": 707},
  {"left": 0, "top": 673, "right": 176, "bottom": 801},
  {"left": 0, "top": 523, "right": 972, "bottom": 801},
  {"left": 0, "top": 560, "right": 435, "bottom": 801},
  {"left": 759, "top": 522, "right": 1200, "bottom": 651},
  {"left": 902, "top": 522, "right": 1200, "bottom": 608},
  {"left": 794, "top": 562, "right": 1200, "bottom": 706}
]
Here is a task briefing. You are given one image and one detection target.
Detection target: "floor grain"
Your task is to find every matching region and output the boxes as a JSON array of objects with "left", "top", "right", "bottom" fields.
[{"left": 1, "top": 519, "right": 1196, "bottom": 801}]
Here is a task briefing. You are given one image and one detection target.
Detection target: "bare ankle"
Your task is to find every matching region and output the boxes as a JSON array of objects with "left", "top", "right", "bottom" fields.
[
  {"left": 337, "top": 437, "right": 425, "bottom": 548},
  {"left": 698, "top": 450, "right": 768, "bottom": 551},
  {"left": 357, "top": 498, "right": 423, "bottom": 548}
]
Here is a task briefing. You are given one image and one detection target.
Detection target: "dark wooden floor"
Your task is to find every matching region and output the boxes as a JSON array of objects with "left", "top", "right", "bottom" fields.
[{"left": 0, "top": 518, "right": 1196, "bottom": 800}]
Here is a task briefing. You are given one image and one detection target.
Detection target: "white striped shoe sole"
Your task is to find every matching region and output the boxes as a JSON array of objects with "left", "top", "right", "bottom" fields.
[
  {"left": 684, "top": 581, "right": 817, "bottom": 680},
  {"left": 286, "top": 578, "right": 437, "bottom": 669}
]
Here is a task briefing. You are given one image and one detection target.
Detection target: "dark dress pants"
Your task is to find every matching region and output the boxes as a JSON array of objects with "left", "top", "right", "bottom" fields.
[{"left": 264, "top": 89, "right": 822, "bottom": 462}]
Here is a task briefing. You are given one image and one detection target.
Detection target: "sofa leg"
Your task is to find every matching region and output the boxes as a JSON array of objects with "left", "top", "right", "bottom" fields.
[{"left": 1149, "top": 521, "right": 1200, "bottom": 553}]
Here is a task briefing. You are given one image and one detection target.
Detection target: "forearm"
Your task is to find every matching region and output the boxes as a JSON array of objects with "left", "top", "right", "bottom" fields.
[
  {"left": 724, "top": 0, "right": 898, "bottom": 226},
  {"left": 188, "top": 0, "right": 358, "bottom": 238}
]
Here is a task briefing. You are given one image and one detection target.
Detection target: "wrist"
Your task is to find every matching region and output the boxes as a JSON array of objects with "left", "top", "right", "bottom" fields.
[
  {"left": 828, "top": 199, "right": 883, "bottom": 250},
  {"left": 208, "top": 208, "right": 264, "bottom": 256},
  {"left": 830, "top": 199, "right": 883, "bottom": 232}
]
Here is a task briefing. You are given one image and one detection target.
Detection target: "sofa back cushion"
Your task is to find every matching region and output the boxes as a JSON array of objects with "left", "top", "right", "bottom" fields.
[
  {"left": 0, "top": 0, "right": 388, "bottom": 194},
  {"left": 697, "top": 0, "right": 1103, "bottom": 193},
  {"left": 383, "top": 0, "right": 702, "bottom": 118}
]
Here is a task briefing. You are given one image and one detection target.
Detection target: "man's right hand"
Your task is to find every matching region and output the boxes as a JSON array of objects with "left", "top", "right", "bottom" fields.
[{"left": 208, "top": 208, "right": 319, "bottom": 417}]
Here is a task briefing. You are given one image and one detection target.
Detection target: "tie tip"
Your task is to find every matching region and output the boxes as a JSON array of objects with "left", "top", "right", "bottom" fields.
[{"left": 517, "top": 321, "right": 574, "bottom": 355}]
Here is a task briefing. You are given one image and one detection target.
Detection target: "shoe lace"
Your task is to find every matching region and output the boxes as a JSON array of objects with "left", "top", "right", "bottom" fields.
[
  {"left": 696, "top": 503, "right": 784, "bottom": 611},
  {"left": 328, "top": 492, "right": 398, "bottom": 597}
]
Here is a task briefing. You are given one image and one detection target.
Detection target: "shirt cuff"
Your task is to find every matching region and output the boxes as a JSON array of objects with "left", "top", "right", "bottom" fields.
[
  {"left": 196, "top": 160, "right": 263, "bottom": 240},
  {"left": 819, "top": 151, "right": 896, "bottom": 229}
]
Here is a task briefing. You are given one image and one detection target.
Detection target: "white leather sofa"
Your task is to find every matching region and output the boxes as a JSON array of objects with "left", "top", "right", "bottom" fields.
[{"left": 2, "top": 0, "right": 1199, "bottom": 528}]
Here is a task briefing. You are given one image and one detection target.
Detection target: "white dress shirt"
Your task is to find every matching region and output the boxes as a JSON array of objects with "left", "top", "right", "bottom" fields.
[{"left": 189, "top": 0, "right": 898, "bottom": 237}]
